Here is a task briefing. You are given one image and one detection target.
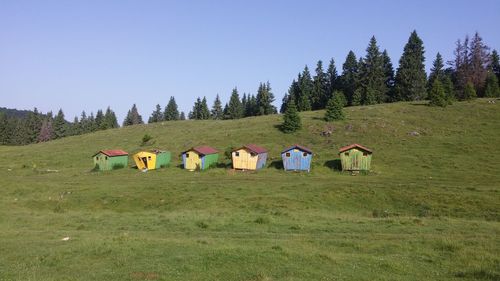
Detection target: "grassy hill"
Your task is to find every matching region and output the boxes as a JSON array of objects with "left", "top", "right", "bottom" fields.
[{"left": 0, "top": 100, "right": 499, "bottom": 280}]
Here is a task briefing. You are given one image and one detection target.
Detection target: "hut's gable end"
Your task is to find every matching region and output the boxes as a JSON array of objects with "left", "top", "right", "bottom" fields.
[
  {"left": 281, "top": 147, "right": 313, "bottom": 172},
  {"left": 340, "top": 147, "right": 372, "bottom": 171}
]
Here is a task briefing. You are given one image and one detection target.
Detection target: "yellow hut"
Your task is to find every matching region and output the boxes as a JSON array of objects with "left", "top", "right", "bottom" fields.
[
  {"left": 232, "top": 144, "right": 268, "bottom": 170},
  {"left": 133, "top": 150, "right": 171, "bottom": 171}
]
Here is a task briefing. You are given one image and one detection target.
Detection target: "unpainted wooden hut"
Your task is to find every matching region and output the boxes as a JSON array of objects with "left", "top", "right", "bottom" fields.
[
  {"left": 281, "top": 144, "right": 313, "bottom": 172},
  {"left": 232, "top": 144, "right": 268, "bottom": 170},
  {"left": 92, "top": 150, "right": 128, "bottom": 171},
  {"left": 338, "top": 144, "right": 372, "bottom": 171},
  {"left": 133, "top": 150, "right": 171, "bottom": 171},
  {"left": 182, "top": 146, "right": 219, "bottom": 171}
]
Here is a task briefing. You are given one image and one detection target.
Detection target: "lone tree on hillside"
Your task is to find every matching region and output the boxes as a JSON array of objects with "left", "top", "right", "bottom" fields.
[
  {"left": 281, "top": 98, "right": 301, "bottom": 133},
  {"left": 324, "top": 92, "right": 345, "bottom": 121}
]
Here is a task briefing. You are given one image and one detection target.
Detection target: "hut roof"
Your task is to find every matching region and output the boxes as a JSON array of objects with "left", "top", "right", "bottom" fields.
[
  {"left": 185, "top": 146, "right": 218, "bottom": 155},
  {"left": 234, "top": 144, "right": 267, "bottom": 154},
  {"left": 282, "top": 144, "right": 313, "bottom": 154},
  {"left": 338, "top": 143, "right": 372, "bottom": 154},
  {"left": 93, "top": 149, "right": 128, "bottom": 157}
]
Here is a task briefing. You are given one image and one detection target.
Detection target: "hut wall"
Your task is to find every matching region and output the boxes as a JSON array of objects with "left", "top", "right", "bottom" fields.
[{"left": 340, "top": 148, "right": 371, "bottom": 171}]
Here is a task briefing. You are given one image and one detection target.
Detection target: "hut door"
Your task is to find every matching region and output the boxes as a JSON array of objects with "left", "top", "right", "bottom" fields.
[
  {"left": 352, "top": 152, "right": 360, "bottom": 170},
  {"left": 141, "top": 157, "right": 148, "bottom": 169},
  {"left": 292, "top": 150, "right": 301, "bottom": 170},
  {"left": 186, "top": 152, "right": 199, "bottom": 170}
]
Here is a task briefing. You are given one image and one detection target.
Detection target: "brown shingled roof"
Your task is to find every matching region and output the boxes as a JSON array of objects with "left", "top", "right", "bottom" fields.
[
  {"left": 282, "top": 144, "right": 313, "bottom": 154},
  {"left": 185, "top": 146, "right": 218, "bottom": 155},
  {"left": 93, "top": 149, "right": 128, "bottom": 157},
  {"left": 234, "top": 144, "right": 267, "bottom": 154},
  {"left": 338, "top": 143, "right": 372, "bottom": 154}
]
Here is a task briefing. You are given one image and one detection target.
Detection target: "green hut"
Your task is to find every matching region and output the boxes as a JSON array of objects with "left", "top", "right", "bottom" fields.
[
  {"left": 92, "top": 150, "right": 129, "bottom": 171},
  {"left": 339, "top": 144, "right": 372, "bottom": 172}
]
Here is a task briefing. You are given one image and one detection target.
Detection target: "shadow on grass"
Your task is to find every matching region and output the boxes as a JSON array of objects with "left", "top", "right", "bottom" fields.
[
  {"left": 410, "top": 102, "right": 429, "bottom": 106},
  {"left": 216, "top": 162, "right": 232, "bottom": 169},
  {"left": 324, "top": 159, "right": 342, "bottom": 171},
  {"left": 268, "top": 160, "right": 283, "bottom": 170}
]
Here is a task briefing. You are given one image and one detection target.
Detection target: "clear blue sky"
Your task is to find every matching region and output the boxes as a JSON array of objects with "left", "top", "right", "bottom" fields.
[{"left": 1, "top": 0, "right": 499, "bottom": 122}]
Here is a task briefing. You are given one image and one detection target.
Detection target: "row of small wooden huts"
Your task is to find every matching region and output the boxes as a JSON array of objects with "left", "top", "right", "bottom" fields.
[{"left": 92, "top": 143, "right": 373, "bottom": 172}]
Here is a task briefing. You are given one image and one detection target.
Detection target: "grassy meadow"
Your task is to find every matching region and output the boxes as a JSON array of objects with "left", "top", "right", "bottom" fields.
[{"left": 0, "top": 100, "right": 499, "bottom": 280}]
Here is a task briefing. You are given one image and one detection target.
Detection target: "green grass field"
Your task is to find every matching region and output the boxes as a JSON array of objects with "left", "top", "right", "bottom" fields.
[{"left": 0, "top": 100, "right": 499, "bottom": 280}]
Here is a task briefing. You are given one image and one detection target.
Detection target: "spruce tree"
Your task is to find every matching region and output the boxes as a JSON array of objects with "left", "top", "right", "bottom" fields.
[
  {"left": 280, "top": 93, "right": 289, "bottom": 114},
  {"left": 38, "top": 118, "right": 54, "bottom": 142},
  {"left": 484, "top": 72, "right": 500, "bottom": 97},
  {"left": 227, "top": 88, "right": 243, "bottom": 119},
  {"left": 103, "top": 107, "right": 119, "bottom": 129},
  {"left": 200, "top": 97, "right": 210, "bottom": 119},
  {"left": 95, "top": 110, "right": 104, "bottom": 129},
  {"left": 324, "top": 92, "right": 345, "bottom": 121},
  {"left": 451, "top": 37, "right": 470, "bottom": 100},
  {"left": 298, "top": 66, "right": 313, "bottom": 111},
  {"left": 123, "top": 104, "right": 143, "bottom": 126},
  {"left": 427, "top": 53, "right": 444, "bottom": 95},
  {"left": 358, "top": 36, "right": 387, "bottom": 104},
  {"left": 25, "top": 108, "right": 42, "bottom": 143},
  {"left": 491, "top": 50, "right": 500, "bottom": 82},
  {"left": 190, "top": 98, "right": 201, "bottom": 120},
  {"left": 79, "top": 111, "right": 90, "bottom": 133},
  {"left": 382, "top": 50, "right": 395, "bottom": 101},
  {"left": 441, "top": 75, "right": 455, "bottom": 104},
  {"left": 164, "top": 97, "right": 180, "bottom": 120},
  {"left": 53, "top": 109, "right": 67, "bottom": 139},
  {"left": 281, "top": 98, "right": 301, "bottom": 133},
  {"left": 241, "top": 93, "right": 248, "bottom": 116},
  {"left": 70, "top": 116, "right": 80, "bottom": 136},
  {"left": 326, "top": 58, "right": 339, "bottom": 100},
  {"left": 469, "top": 32, "right": 490, "bottom": 96},
  {"left": 256, "top": 82, "right": 277, "bottom": 115},
  {"left": 463, "top": 82, "right": 477, "bottom": 100},
  {"left": 428, "top": 79, "right": 447, "bottom": 107},
  {"left": 311, "top": 60, "right": 328, "bottom": 110},
  {"left": 394, "top": 30, "right": 427, "bottom": 101},
  {"left": 211, "top": 94, "right": 223, "bottom": 119},
  {"left": 340, "top": 51, "right": 358, "bottom": 105},
  {"left": 246, "top": 94, "right": 257, "bottom": 117},
  {"left": 148, "top": 104, "right": 163, "bottom": 123},
  {"left": 180, "top": 111, "right": 186, "bottom": 120}
]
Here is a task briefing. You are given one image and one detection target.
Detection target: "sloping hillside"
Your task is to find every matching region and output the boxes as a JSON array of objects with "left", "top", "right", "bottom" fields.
[{"left": 0, "top": 100, "right": 499, "bottom": 280}]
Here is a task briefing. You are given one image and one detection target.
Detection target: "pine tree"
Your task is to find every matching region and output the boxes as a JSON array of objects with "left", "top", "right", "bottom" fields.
[
  {"left": 382, "top": 50, "right": 395, "bottom": 101},
  {"left": 180, "top": 111, "right": 186, "bottom": 120},
  {"left": 222, "top": 103, "right": 229, "bottom": 119},
  {"left": 190, "top": 98, "right": 201, "bottom": 120},
  {"left": 53, "top": 109, "right": 67, "bottom": 139},
  {"left": 280, "top": 93, "right": 289, "bottom": 114},
  {"left": 241, "top": 93, "right": 248, "bottom": 116},
  {"left": 199, "top": 97, "right": 210, "bottom": 119},
  {"left": 227, "top": 88, "right": 243, "bottom": 119},
  {"left": 211, "top": 94, "right": 223, "bottom": 119},
  {"left": 463, "top": 82, "right": 477, "bottom": 100},
  {"left": 164, "top": 97, "right": 180, "bottom": 121},
  {"left": 311, "top": 60, "right": 328, "bottom": 110},
  {"left": 469, "top": 32, "right": 490, "bottom": 96},
  {"left": 79, "top": 111, "right": 89, "bottom": 133},
  {"left": 358, "top": 36, "right": 387, "bottom": 104},
  {"left": 428, "top": 79, "right": 447, "bottom": 107},
  {"left": 326, "top": 58, "right": 339, "bottom": 100},
  {"left": 324, "top": 92, "right": 345, "bottom": 121},
  {"left": 340, "top": 51, "right": 358, "bottom": 105},
  {"left": 427, "top": 53, "right": 445, "bottom": 95},
  {"left": 298, "top": 66, "right": 313, "bottom": 111},
  {"left": 256, "top": 82, "right": 277, "bottom": 115},
  {"left": 281, "top": 98, "right": 301, "bottom": 133},
  {"left": 394, "top": 30, "right": 427, "bottom": 101},
  {"left": 88, "top": 112, "right": 97, "bottom": 132},
  {"left": 451, "top": 37, "right": 471, "bottom": 100},
  {"left": 484, "top": 72, "right": 500, "bottom": 97},
  {"left": 69, "top": 116, "right": 80, "bottom": 136},
  {"left": 148, "top": 104, "right": 163, "bottom": 123}
]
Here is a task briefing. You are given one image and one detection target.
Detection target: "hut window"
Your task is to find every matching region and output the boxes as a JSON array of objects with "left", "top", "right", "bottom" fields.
[
  {"left": 345, "top": 152, "right": 349, "bottom": 156},
  {"left": 105, "top": 156, "right": 108, "bottom": 160},
  {"left": 235, "top": 152, "right": 239, "bottom": 157},
  {"left": 363, "top": 152, "right": 368, "bottom": 156},
  {"left": 185, "top": 153, "right": 189, "bottom": 158},
  {"left": 148, "top": 156, "right": 152, "bottom": 160},
  {"left": 96, "top": 157, "right": 99, "bottom": 160},
  {"left": 303, "top": 152, "right": 308, "bottom": 157},
  {"left": 285, "top": 152, "right": 291, "bottom": 157}
]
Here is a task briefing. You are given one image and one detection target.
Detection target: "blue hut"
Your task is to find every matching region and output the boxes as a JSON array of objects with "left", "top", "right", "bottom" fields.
[{"left": 281, "top": 144, "right": 313, "bottom": 172}]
